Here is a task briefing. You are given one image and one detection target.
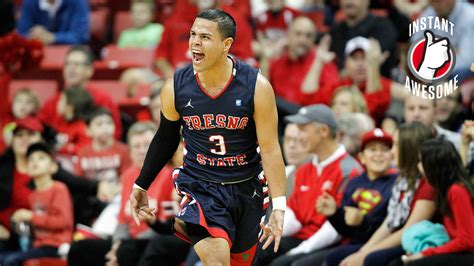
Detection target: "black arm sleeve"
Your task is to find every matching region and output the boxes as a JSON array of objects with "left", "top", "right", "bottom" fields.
[{"left": 135, "top": 112, "right": 181, "bottom": 190}]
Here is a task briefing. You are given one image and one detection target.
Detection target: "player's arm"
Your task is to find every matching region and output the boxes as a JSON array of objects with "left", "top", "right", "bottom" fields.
[
  {"left": 254, "top": 73, "right": 287, "bottom": 252},
  {"left": 131, "top": 78, "right": 181, "bottom": 225},
  {"left": 254, "top": 74, "right": 286, "bottom": 199},
  {"left": 134, "top": 78, "right": 181, "bottom": 189}
]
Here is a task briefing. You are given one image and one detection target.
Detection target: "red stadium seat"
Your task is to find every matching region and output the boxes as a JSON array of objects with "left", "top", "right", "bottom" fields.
[
  {"left": 23, "top": 258, "right": 67, "bottom": 266},
  {"left": 9, "top": 80, "right": 58, "bottom": 105},
  {"left": 90, "top": 8, "right": 110, "bottom": 43},
  {"left": 40, "top": 45, "right": 71, "bottom": 69},
  {"left": 113, "top": 11, "right": 133, "bottom": 42},
  {"left": 100, "top": 45, "right": 155, "bottom": 68},
  {"left": 87, "top": 80, "right": 128, "bottom": 103}
]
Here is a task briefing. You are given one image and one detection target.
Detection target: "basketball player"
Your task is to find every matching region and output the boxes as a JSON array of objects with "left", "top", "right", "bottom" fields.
[{"left": 130, "top": 9, "right": 286, "bottom": 265}]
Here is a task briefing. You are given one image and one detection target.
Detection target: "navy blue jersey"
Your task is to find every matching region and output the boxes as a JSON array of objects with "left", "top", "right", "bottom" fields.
[{"left": 174, "top": 57, "right": 262, "bottom": 183}]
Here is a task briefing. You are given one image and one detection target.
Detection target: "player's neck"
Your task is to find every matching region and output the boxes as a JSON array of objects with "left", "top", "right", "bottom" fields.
[{"left": 197, "top": 56, "right": 233, "bottom": 89}]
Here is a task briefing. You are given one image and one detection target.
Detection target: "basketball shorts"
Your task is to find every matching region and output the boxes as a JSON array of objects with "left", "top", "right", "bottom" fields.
[{"left": 172, "top": 168, "right": 269, "bottom": 257}]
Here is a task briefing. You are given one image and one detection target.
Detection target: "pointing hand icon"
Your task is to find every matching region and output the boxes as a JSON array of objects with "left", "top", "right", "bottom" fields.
[{"left": 416, "top": 30, "right": 451, "bottom": 80}]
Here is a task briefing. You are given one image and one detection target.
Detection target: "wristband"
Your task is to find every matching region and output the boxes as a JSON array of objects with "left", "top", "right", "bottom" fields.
[
  {"left": 272, "top": 196, "right": 286, "bottom": 211},
  {"left": 133, "top": 183, "right": 147, "bottom": 192}
]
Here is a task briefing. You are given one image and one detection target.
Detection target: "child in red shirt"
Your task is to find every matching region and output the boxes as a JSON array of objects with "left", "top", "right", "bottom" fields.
[
  {"left": 0, "top": 143, "right": 73, "bottom": 266},
  {"left": 54, "top": 87, "right": 93, "bottom": 155},
  {"left": 402, "top": 139, "right": 474, "bottom": 265},
  {"left": 76, "top": 108, "right": 131, "bottom": 183}
]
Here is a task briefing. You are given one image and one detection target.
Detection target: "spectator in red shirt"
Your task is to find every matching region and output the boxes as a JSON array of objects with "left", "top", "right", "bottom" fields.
[
  {"left": 254, "top": 104, "right": 362, "bottom": 265},
  {"left": 253, "top": 0, "right": 301, "bottom": 59},
  {"left": 136, "top": 88, "right": 162, "bottom": 126},
  {"left": 53, "top": 87, "right": 94, "bottom": 155},
  {"left": 154, "top": 0, "right": 255, "bottom": 78},
  {"left": 320, "top": 36, "right": 408, "bottom": 124},
  {"left": 75, "top": 108, "right": 131, "bottom": 183},
  {"left": 340, "top": 122, "right": 436, "bottom": 266},
  {"left": 68, "top": 122, "right": 186, "bottom": 266},
  {"left": 401, "top": 138, "right": 474, "bottom": 265},
  {"left": 266, "top": 17, "right": 340, "bottom": 109},
  {"left": 0, "top": 118, "right": 43, "bottom": 253},
  {"left": 0, "top": 143, "right": 73, "bottom": 266},
  {"left": 38, "top": 46, "right": 122, "bottom": 139},
  {"left": 0, "top": 88, "right": 41, "bottom": 154}
]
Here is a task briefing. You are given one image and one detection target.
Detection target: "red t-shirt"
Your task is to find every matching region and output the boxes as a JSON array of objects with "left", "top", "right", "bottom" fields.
[
  {"left": 409, "top": 177, "right": 435, "bottom": 211},
  {"left": 288, "top": 150, "right": 362, "bottom": 239},
  {"left": 38, "top": 85, "right": 122, "bottom": 140},
  {"left": 319, "top": 78, "right": 392, "bottom": 123},
  {"left": 118, "top": 165, "right": 175, "bottom": 238},
  {"left": 0, "top": 169, "right": 31, "bottom": 230},
  {"left": 30, "top": 181, "right": 74, "bottom": 248},
  {"left": 422, "top": 184, "right": 474, "bottom": 256},
  {"left": 51, "top": 118, "right": 91, "bottom": 156},
  {"left": 75, "top": 141, "right": 131, "bottom": 182},
  {"left": 269, "top": 48, "right": 340, "bottom": 106},
  {"left": 256, "top": 7, "right": 301, "bottom": 41}
]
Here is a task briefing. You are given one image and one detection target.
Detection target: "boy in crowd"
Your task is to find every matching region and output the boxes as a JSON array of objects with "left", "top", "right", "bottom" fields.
[
  {"left": 76, "top": 108, "right": 131, "bottom": 184},
  {"left": 0, "top": 143, "right": 73, "bottom": 266}
]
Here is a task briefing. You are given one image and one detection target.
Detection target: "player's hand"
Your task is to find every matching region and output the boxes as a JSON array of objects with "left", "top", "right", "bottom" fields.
[
  {"left": 316, "top": 191, "right": 337, "bottom": 216},
  {"left": 130, "top": 187, "right": 154, "bottom": 225},
  {"left": 259, "top": 209, "right": 284, "bottom": 252},
  {"left": 344, "top": 206, "right": 364, "bottom": 226}
]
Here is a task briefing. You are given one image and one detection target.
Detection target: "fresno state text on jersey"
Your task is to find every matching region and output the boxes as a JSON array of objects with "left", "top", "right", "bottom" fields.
[{"left": 174, "top": 56, "right": 262, "bottom": 183}]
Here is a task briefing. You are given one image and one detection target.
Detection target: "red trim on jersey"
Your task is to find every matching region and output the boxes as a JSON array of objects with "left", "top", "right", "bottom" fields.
[{"left": 195, "top": 57, "right": 236, "bottom": 100}]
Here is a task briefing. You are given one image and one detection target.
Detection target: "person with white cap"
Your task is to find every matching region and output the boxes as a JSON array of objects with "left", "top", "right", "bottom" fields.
[{"left": 319, "top": 36, "right": 408, "bottom": 124}]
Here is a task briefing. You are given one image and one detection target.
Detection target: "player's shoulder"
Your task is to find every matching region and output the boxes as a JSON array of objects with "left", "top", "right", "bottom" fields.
[
  {"left": 232, "top": 57, "right": 260, "bottom": 88},
  {"left": 173, "top": 64, "right": 195, "bottom": 88}
]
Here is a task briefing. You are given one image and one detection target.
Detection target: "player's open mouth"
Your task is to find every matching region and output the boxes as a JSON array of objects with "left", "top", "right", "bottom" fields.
[{"left": 193, "top": 52, "right": 205, "bottom": 63}]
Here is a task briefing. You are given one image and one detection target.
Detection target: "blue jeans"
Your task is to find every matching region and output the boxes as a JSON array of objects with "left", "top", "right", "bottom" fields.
[
  {"left": 0, "top": 246, "right": 58, "bottom": 266},
  {"left": 325, "top": 244, "right": 363, "bottom": 266},
  {"left": 364, "top": 246, "right": 404, "bottom": 266}
]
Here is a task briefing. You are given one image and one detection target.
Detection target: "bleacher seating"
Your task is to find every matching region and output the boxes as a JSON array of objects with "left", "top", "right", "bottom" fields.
[{"left": 9, "top": 80, "right": 58, "bottom": 105}]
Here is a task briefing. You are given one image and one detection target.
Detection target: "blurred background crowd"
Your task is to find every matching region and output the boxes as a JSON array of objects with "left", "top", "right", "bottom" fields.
[{"left": 0, "top": 0, "right": 473, "bottom": 265}]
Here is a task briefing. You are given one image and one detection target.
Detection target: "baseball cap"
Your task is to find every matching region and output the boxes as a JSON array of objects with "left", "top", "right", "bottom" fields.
[
  {"left": 13, "top": 117, "right": 44, "bottom": 134},
  {"left": 26, "top": 142, "right": 54, "bottom": 159},
  {"left": 361, "top": 128, "right": 393, "bottom": 151},
  {"left": 285, "top": 104, "right": 337, "bottom": 130},
  {"left": 344, "top": 36, "right": 370, "bottom": 57}
]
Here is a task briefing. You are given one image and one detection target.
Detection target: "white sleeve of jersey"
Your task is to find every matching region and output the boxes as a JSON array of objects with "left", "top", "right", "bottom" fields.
[{"left": 282, "top": 207, "right": 302, "bottom": 237}]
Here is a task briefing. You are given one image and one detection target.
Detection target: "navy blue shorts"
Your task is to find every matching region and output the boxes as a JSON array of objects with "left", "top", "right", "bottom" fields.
[{"left": 172, "top": 168, "right": 268, "bottom": 254}]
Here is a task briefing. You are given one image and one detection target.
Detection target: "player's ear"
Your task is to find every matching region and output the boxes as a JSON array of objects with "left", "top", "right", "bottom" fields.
[{"left": 223, "top": 37, "right": 233, "bottom": 52}]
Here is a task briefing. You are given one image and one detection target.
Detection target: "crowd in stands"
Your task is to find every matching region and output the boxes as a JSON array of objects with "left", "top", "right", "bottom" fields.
[{"left": 0, "top": 0, "right": 473, "bottom": 265}]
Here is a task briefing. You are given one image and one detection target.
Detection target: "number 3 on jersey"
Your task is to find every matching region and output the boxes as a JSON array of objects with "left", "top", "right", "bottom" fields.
[{"left": 209, "top": 135, "right": 227, "bottom": 155}]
